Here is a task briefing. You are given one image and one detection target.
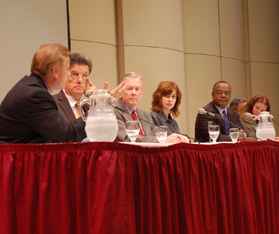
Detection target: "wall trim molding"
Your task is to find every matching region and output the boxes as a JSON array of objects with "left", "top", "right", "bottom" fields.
[
  {"left": 115, "top": 0, "right": 125, "bottom": 83},
  {"left": 66, "top": 0, "right": 71, "bottom": 50}
]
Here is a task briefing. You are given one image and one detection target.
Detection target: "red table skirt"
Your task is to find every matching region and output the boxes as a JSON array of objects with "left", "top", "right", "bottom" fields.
[{"left": 0, "top": 141, "right": 278, "bottom": 234}]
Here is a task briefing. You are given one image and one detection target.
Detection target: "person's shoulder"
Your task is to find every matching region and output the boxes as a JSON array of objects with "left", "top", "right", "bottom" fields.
[
  {"left": 204, "top": 101, "right": 215, "bottom": 111},
  {"left": 138, "top": 108, "right": 151, "bottom": 117},
  {"left": 17, "top": 74, "right": 46, "bottom": 92},
  {"left": 53, "top": 90, "right": 65, "bottom": 102},
  {"left": 150, "top": 111, "right": 159, "bottom": 118},
  {"left": 195, "top": 101, "right": 213, "bottom": 119},
  {"left": 4, "top": 75, "right": 48, "bottom": 103},
  {"left": 113, "top": 100, "right": 126, "bottom": 114}
]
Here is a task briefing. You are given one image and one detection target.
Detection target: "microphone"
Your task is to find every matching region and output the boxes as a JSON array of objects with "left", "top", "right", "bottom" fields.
[
  {"left": 198, "top": 108, "right": 216, "bottom": 117},
  {"left": 197, "top": 108, "right": 220, "bottom": 122},
  {"left": 198, "top": 107, "right": 244, "bottom": 132}
]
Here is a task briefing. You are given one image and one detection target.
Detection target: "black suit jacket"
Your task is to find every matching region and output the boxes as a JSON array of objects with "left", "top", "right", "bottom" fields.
[
  {"left": 0, "top": 74, "right": 86, "bottom": 143},
  {"left": 54, "top": 91, "right": 76, "bottom": 123},
  {"left": 195, "top": 101, "right": 242, "bottom": 142}
]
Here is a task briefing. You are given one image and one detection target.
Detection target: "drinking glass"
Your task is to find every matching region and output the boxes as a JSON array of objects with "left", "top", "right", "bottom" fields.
[
  {"left": 154, "top": 126, "right": 168, "bottom": 143},
  {"left": 208, "top": 124, "right": 220, "bottom": 143},
  {"left": 229, "top": 128, "right": 240, "bottom": 143},
  {"left": 125, "top": 121, "right": 140, "bottom": 142}
]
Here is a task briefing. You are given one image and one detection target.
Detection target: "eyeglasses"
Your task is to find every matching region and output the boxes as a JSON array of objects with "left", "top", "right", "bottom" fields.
[{"left": 68, "top": 71, "right": 90, "bottom": 82}]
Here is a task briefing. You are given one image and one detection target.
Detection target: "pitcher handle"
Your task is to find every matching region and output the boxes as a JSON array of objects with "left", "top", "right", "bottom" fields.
[{"left": 79, "top": 96, "right": 93, "bottom": 121}]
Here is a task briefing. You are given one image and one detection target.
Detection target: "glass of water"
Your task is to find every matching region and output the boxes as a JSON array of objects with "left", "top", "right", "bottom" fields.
[
  {"left": 154, "top": 126, "right": 168, "bottom": 143},
  {"left": 208, "top": 124, "right": 220, "bottom": 143},
  {"left": 229, "top": 128, "right": 240, "bottom": 143},
  {"left": 125, "top": 120, "right": 140, "bottom": 142}
]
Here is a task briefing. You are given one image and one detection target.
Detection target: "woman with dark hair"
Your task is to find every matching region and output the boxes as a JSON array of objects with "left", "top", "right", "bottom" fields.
[
  {"left": 229, "top": 97, "right": 247, "bottom": 114},
  {"left": 151, "top": 81, "right": 182, "bottom": 135},
  {"left": 240, "top": 95, "right": 271, "bottom": 138}
]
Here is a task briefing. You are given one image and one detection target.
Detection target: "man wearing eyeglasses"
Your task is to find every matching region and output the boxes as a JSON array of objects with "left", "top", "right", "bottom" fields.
[{"left": 54, "top": 53, "right": 95, "bottom": 122}]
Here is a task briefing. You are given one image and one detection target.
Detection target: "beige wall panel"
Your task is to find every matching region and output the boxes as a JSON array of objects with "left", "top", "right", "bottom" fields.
[
  {"left": 123, "top": 0, "right": 184, "bottom": 50},
  {"left": 124, "top": 47, "right": 187, "bottom": 133},
  {"left": 184, "top": 54, "right": 221, "bottom": 137},
  {"left": 183, "top": 0, "right": 220, "bottom": 55},
  {"left": 222, "top": 58, "right": 247, "bottom": 98},
  {"left": 71, "top": 40, "right": 117, "bottom": 88},
  {"left": 250, "top": 63, "right": 279, "bottom": 120},
  {"left": 248, "top": 0, "right": 279, "bottom": 62},
  {"left": 69, "top": 0, "right": 115, "bottom": 44},
  {"left": 219, "top": 0, "right": 244, "bottom": 59}
]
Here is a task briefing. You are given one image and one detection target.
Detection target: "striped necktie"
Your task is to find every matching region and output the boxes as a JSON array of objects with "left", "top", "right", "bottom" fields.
[
  {"left": 74, "top": 102, "right": 81, "bottom": 119},
  {"left": 131, "top": 111, "right": 145, "bottom": 136}
]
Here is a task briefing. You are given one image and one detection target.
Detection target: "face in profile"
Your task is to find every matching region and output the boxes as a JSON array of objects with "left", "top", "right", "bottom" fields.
[
  {"left": 65, "top": 64, "right": 90, "bottom": 100},
  {"left": 161, "top": 91, "right": 177, "bottom": 113},
  {"left": 252, "top": 101, "right": 267, "bottom": 116},
  {"left": 212, "top": 83, "right": 231, "bottom": 108},
  {"left": 121, "top": 77, "right": 143, "bottom": 108},
  {"left": 50, "top": 57, "right": 70, "bottom": 95}
]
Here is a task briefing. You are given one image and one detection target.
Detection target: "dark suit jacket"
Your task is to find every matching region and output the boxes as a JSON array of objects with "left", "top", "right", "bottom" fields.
[
  {"left": 114, "top": 100, "right": 157, "bottom": 142},
  {"left": 0, "top": 74, "right": 86, "bottom": 143},
  {"left": 195, "top": 101, "right": 242, "bottom": 142},
  {"left": 54, "top": 91, "right": 76, "bottom": 123}
]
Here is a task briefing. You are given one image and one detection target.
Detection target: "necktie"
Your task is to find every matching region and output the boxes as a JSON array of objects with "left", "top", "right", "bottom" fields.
[
  {"left": 131, "top": 111, "right": 145, "bottom": 136},
  {"left": 74, "top": 102, "right": 81, "bottom": 119},
  {"left": 222, "top": 110, "right": 229, "bottom": 135}
]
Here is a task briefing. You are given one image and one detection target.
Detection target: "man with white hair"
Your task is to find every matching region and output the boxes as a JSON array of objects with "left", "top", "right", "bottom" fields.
[{"left": 114, "top": 72, "right": 189, "bottom": 143}]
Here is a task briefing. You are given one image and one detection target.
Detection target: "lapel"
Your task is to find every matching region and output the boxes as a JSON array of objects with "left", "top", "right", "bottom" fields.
[
  {"left": 56, "top": 91, "right": 76, "bottom": 122},
  {"left": 209, "top": 102, "right": 226, "bottom": 130}
]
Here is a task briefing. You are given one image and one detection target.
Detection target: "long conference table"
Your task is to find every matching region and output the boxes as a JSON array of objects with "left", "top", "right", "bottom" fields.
[{"left": 0, "top": 140, "right": 278, "bottom": 234}]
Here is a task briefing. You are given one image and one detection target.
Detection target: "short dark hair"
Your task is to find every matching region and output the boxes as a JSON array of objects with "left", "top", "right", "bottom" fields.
[
  {"left": 245, "top": 95, "right": 271, "bottom": 113},
  {"left": 70, "top": 53, "right": 92, "bottom": 74},
  {"left": 229, "top": 97, "right": 247, "bottom": 113},
  {"left": 212, "top": 80, "right": 232, "bottom": 94},
  {"left": 152, "top": 81, "right": 182, "bottom": 117}
]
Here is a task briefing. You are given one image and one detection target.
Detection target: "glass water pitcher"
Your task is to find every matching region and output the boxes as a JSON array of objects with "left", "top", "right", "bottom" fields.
[
  {"left": 79, "top": 89, "right": 118, "bottom": 142},
  {"left": 256, "top": 111, "right": 276, "bottom": 140}
]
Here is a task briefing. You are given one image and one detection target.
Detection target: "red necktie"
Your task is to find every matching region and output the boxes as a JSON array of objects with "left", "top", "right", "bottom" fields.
[{"left": 131, "top": 111, "right": 145, "bottom": 136}]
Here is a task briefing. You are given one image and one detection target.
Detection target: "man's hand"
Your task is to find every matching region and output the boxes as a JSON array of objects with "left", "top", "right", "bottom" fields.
[
  {"left": 105, "top": 80, "right": 128, "bottom": 99},
  {"left": 86, "top": 78, "right": 97, "bottom": 95}
]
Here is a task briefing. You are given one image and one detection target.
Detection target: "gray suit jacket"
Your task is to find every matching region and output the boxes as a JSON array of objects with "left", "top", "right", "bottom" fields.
[{"left": 114, "top": 100, "right": 157, "bottom": 142}]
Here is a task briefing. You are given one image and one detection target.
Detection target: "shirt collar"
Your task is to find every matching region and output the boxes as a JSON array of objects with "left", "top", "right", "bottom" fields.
[
  {"left": 157, "top": 111, "right": 174, "bottom": 122},
  {"left": 63, "top": 90, "right": 79, "bottom": 108},
  {"left": 118, "top": 99, "right": 137, "bottom": 114},
  {"left": 215, "top": 105, "right": 227, "bottom": 116}
]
